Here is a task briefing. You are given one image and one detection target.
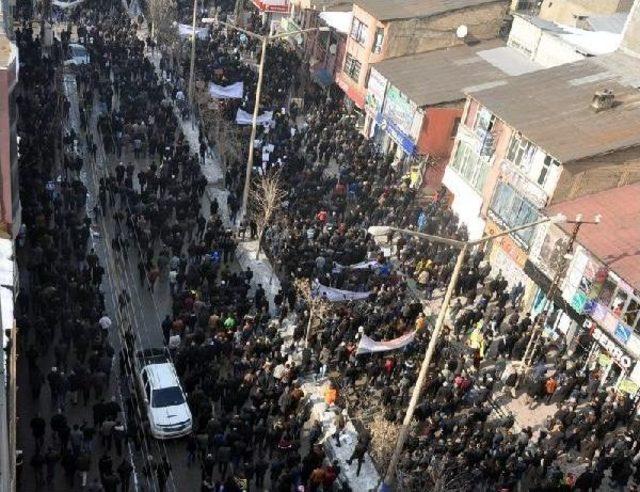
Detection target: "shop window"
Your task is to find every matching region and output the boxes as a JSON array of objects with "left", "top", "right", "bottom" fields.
[
  {"left": 490, "top": 182, "right": 539, "bottom": 246},
  {"left": 599, "top": 277, "right": 617, "bottom": 306},
  {"left": 450, "top": 141, "right": 489, "bottom": 192},
  {"left": 343, "top": 53, "right": 361, "bottom": 82},
  {"left": 350, "top": 17, "right": 368, "bottom": 45},
  {"left": 610, "top": 289, "right": 628, "bottom": 318},
  {"left": 372, "top": 27, "right": 384, "bottom": 53},
  {"left": 538, "top": 154, "right": 558, "bottom": 186},
  {"left": 506, "top": 133, "right": 535, "bottom": 171}
]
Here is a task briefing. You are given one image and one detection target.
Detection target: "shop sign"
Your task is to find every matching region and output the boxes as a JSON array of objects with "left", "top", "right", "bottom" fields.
[
  {"left": 500, "top": 160, "right": 548, "bottom": 209},
  {"left": 382, "top": 85, "right": 416, "bottom": 136},
  {"left": 592, "top": 327, "right": 632, "bottom": 368},
  {"left": 347, "top": 86, "right": 365, "bottom": 109},
  {"left": 598, "top": 353, "right": 612, "bottom": 367},
  {"left": 365, "top": 68, "right": 387, "bottom": 117},
  {"left": 571, "top": 291, "right": 588, "bottom": 314},
  {"left": 618, "top": 378, "right": 639, "bottom": 395},
  {"left": 252, "top": 0, "right": 290, "bottom": 13},
  {"left": 375, "top": 114, "right": 416, "bottom": 155}
]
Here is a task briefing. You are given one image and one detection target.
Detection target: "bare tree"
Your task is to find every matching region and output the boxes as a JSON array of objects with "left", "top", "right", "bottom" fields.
[
  {"left": 148, "top": 0, "right": 177, "bottom": 45},
  {"left": 293, "top": 278, "right": 330, "bottom": 348},
  {"left": 249, "top": 171, "right": 286, "bottom": 260}
]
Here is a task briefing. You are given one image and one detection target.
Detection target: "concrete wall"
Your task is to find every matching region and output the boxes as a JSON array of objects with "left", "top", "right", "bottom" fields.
[
  {"left": 508, "top": 14, "right": 585, "bottom": 67},
  {"left": 539, "top": 0, "right": 633, "bottom": 25},
  {"left": 551, "top": 146, "right": 640, "bottom": 203},
  {"left": 386, "top": 1, "right": 509, "bottom": 57}
]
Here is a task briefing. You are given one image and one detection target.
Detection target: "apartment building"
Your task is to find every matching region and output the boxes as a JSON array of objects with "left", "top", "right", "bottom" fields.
[{"left": 335, "top": 0, "right": 510, "bottom": 113}]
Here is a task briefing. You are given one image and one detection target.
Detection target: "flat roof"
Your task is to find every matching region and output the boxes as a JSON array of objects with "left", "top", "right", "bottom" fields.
[
  {"left": 467, "top": 51, "right": 640, "bottom": 163},
  {"left": 353, "top": 0, "right": 505, "bottom": 21},
  {"left": 372, "top": 40, "right": 541, "bottom": 107},
  {"left": 546, "top": 183, "right": 640, "bottom": 291}
]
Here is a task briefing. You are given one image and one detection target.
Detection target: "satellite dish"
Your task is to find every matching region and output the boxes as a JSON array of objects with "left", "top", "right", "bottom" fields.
[
  {"left": 456, "top": 24, "right": 468, "bottom": 39},
  {"left": 329, "top": 44, "right": 337, "bottom": 55}
]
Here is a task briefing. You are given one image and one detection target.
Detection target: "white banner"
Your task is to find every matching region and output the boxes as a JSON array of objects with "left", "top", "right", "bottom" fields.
[
  {"left": 356, "top": 331, "right": 416, "bottom": 355},
  {"left": 52, "top": 0, "right": 85, "bottom": 8},
  {"left": 312, "top": 281, "right": 371, "bottom": 302},
  {"left": 209, "top": 81, "right": 244, "bottom": 99},
  {"left": 236, "top": 108, "right": 273, "bottom": 125},
  {"left": 178, "top": 23, "right": 209, "bottom": 40}
]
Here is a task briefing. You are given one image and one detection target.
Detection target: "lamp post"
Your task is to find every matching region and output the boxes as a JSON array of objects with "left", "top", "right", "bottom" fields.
[
  {"left": 202, "top": 17, "right": 328, "bottom": 221},
  {"left": 371, "top": 214, "right": 567, "bottom": 490},
  {"left": 188, "top": 0, "right": 199, "bottom": 105}
]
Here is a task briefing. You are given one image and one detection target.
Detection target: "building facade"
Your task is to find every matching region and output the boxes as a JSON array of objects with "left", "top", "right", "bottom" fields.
[{"left": 335, "top": 0, "right": 510, "bottom": 114}]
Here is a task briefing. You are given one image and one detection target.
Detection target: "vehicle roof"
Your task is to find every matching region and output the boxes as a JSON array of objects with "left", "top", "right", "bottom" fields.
[{"left": 143, "top": 363, "right": 180, "bottom": 389}]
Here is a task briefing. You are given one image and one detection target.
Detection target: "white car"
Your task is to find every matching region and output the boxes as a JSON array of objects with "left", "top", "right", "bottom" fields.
[
  {"left": 64, "top": 43, "right": 90, "bottom": 66},
  {"left": 136, "top": 350, "right": 192, "bottom": 439}
]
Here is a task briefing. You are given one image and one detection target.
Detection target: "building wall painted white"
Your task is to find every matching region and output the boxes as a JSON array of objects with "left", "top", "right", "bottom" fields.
[
  {"left": 508, "top": 14, "right": 586, "bottom": 67},
  {"left": 442, "top": 166, "right": 486, "bottom": 240}
]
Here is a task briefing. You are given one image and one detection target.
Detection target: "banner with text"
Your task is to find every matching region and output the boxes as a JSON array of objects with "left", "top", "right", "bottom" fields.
[
  {"left": 209, "top": 81, "right": 244, "bottom": 99},
  {"left": 356, "top": 331, "right": 416, "bottom": 355},
  {"left": 312, "top": 282, "right": 371, "bottom": 302},
  {"left": 236, "top": 108, "right": 273, "bottom": 125}
]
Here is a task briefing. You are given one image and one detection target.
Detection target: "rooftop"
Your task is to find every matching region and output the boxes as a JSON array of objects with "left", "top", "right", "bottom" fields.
[
  {"left": 353, "top": 0, "right": 505, "bottom": 21},
  {"left": 467, "top": 51, "right": 640, "bottom": 163},
  {"left": 372, "top": 40, "right": 541, "bottom": 107},
  {"left": 546, "top": 183, "right": 640, "bottom": 290},
  {"left": 518, "top": 14, "right": 623, "bottom": 56}
]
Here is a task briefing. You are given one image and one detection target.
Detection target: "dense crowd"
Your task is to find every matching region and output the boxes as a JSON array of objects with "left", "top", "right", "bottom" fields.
[{"left": 14, "top": 0, "right": 640, "bottom": 491}]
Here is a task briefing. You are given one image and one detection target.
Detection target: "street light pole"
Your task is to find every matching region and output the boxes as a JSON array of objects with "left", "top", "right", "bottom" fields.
[
  {"left": 202, "top": 17, "right": 328, "bottom": 222},
  {"left": 188, "top": 0, "right": 199, "bottom": 105},
  {"left": 380, "top": 215, "right": 564, "bottom": 490},
  {"left": 242, "top": 33, "right": 268, "bottom": 225},
  {"left": 383, "top": 242, "right": 468, "bottom": 488}
]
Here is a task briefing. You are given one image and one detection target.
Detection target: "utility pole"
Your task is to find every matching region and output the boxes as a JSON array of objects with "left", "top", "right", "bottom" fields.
[
  {"left": 517, "top": 214, "right": 600, "bottom": 381},
  {"left": 188, "top": 0, "right": 198, "bottom": 105},
  {"left": 380, "top": 215, "right": 564, "bottom": 490}
]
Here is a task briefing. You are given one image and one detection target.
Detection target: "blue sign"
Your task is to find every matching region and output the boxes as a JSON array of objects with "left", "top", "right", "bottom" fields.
[
  {"left": 615, "top": 322, "right": 631, "bottom": 344},
  {"left": 375, "top": 113, "right": 416, "bottom": 155}
]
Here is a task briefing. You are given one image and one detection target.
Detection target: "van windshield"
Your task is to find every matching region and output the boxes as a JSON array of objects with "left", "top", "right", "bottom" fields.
[{"left": 151, "top": 387, "right": 185, "bottom": 408}]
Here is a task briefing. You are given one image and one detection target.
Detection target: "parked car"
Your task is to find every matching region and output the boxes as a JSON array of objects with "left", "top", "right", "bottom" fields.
[{"left": 135, "top": 349, "right": 192, "bottom": 439}]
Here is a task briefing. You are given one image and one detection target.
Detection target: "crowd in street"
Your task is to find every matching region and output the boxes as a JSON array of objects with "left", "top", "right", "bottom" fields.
[
  {"left": 15, "top": 14, "right": 137, "bottom": 491},
  {"left": 13, "top": 0, "right": 640, "bottom": 491}
]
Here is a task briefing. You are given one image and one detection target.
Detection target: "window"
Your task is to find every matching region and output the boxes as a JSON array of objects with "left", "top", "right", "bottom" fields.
[
  {"left": 451, "top": 117, "right": 461, "bottom": 138},
  {"left": 625, "top": 298, "right": 640, "bottom": 330},
  {"left": 506, "top": 133, "right": 535, "bottom": 170},
  {"left": 372, "top": 27, "right": 384, "bottom": 53},
  {"left": 474, "top": 108, "right": 495, "bottom": 136},
  {"left": 490, "top": 182, "right": 539, "bottom": 246},
  {"left": 350, "top": 17, "right": 368, "bottom": 45},
  {"left": 152, "top": 387, "right": 185, "bottom": 408},
  {"left": 450, "top": 141, "right": 490, "bottom": 192},
  {"left": 538, "top": 154, "right": 557, "bottom": 186},
  {"left": 343, "top": 53, "right": 361, "bottom": 82}
]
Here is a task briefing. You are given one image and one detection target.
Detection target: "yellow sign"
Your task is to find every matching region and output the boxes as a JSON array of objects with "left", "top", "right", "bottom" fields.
[
  {"left": 598, "top": 353, "right": 612, "bottom": 367},
  {"left": 618, "top": 379, "right": 639, "bottom": 395}
]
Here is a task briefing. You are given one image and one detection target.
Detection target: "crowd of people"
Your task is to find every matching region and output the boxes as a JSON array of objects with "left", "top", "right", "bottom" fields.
[
  {"left": 15, "top": 11, "right": 138, "bottom": 491},
  {"left": 14, "top": 0, "right": 640, "bottom": 491}
]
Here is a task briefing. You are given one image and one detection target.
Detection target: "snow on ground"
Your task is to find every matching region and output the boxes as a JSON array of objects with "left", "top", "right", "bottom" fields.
[
  {"left": 235, "top": 239, "right": 281, "bottom": 313},
  {"left": 304, "top": 381, "right": 382, "bottom": 492}
]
